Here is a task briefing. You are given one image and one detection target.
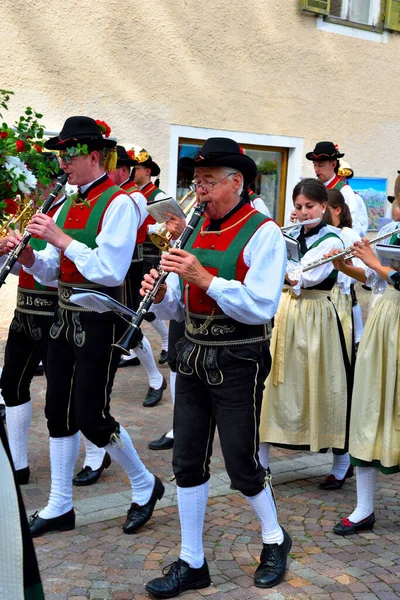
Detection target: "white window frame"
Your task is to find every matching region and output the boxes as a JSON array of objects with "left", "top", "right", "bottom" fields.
[
  {"left": 337, "top": 0, "right": 382, "bottom": 26},
  {"left": 168, "top": 125, "right": 303, "bottom": 224}
]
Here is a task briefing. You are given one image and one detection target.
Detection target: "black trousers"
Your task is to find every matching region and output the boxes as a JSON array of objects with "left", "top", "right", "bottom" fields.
[
  {"left": 167, "top": 320, "right": 185, "bottom": 372},
  {"left": 0, "top": 310, "right": 52, "bottom": 407},
  {"left": 44, "top": 308, "right": 124, "bottom": 446},
  {"left": 173, "top": 339, "right": 271, "bottom": 497}
]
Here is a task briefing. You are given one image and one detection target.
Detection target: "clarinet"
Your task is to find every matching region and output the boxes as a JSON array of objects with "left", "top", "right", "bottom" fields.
[
  {"left": 113, "top": 201, "right": 207, "bottom": 354},
  {"left": 0, "top": 172, "right": 69, "bottom": 288}
]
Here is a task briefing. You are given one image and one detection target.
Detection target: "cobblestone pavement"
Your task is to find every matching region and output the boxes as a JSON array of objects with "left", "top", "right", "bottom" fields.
[{"left": 1, "top": 299, "right": 399, "bottom": 600}]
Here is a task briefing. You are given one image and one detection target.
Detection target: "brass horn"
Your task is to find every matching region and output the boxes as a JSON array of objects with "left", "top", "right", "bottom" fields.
[
  {"left": 0, "top": 197, "right": 35, "bottom": 238},
  {"left": 149, "top": 190, "right": 197, "bottom": 251}
]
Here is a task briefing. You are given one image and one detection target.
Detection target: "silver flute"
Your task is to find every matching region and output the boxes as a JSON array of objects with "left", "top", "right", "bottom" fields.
[
  {"left": 281, "top": 218, "right": 320, "bottom": 232},
  {"left": 302, "top": 227, "right": 400, "bottom": 272}
]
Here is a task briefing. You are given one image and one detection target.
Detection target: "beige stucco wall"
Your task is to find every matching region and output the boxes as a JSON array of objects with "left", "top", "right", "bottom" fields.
[{"left": 1, "top": 0, "right": 399, "bottom": 321}]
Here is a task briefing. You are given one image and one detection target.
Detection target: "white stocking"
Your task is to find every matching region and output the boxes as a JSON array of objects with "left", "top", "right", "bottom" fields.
[
  {"left": 178, "top": 482, "right": 209, "bottom": 568},
  {"left": 258, "top": 442, "right": 270, "bottom": 470},
  {"left": 120, "top": 349, "right": 137, "bottom": 362},
  {"left": 166, "top": 371, "right": 177, "bottom": 440},
  {"left": 6, "top": 403, "right": 32, "bottom": 470},
  {"left": 82, "top": 434, "right": 106, "bottom": 470},
  {"left": 150, "top": 318, "right": 169, "bottom": 351},
  {"left": 105, "top": 425, "right": 154, "bottom": 505},
  {"left": 246, "top": 485, "right": 283, "bottom": 545},
  {"left": 348, "top": 466, "right": 378, "bottom": 522},
  {"left": 135, "top": 336, "right": 163, "bottom": 389},
  {"left": 330, "top": 452, "right": 351, "bottom": 480},
  {"left": 353, "top": 303, "right": 364, "bottom": 344},
  {"left": 39, "top": 433, "right": 80, "bottom": 519}
]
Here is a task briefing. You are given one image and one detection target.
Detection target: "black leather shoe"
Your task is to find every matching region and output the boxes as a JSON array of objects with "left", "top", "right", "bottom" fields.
[
  {"left": 143, "top": 377, "right": 167, "bottom": 407},
  {"left": 319, "top": 464, "right": 354, "bottom": 490},
  {"left": 148, "top": 433, "right": 174, "bottom": 451},
  {"left": 254, "top": 528, "right": 292, "bottom": 588},
  {"left": 73, "top": 452, "right": 111, "bottom": 486},
  {"left": 123, "top": 476, "right": 165, "bottom": 534},
  {"left": 29, "top": 508, "right": 75, "bottom": 538},
  {"left": 158, "top": 349, "right": 168, "bottom": 365},
  {"left": 16, "top": 466, "right": 30, "bottom": 485},
  {"left": 0, "top": 404, "right": 6, "bottom": 422},
  {"left": 333, "top": 513, "right": 375, "bottom": 536},
  {"left": 145, "top": 558, "right": 211, "bottom": 598},
  {"left": 118, "top": 356, "right": 141, "bottom": 368}
]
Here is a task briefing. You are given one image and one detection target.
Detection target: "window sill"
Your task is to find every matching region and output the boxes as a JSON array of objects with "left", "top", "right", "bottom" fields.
[{"left": 316, "top": 17, "right": 389, "bottom": 43}]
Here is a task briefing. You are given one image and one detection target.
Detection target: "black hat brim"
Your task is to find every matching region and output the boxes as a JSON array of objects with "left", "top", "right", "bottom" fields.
[
  {"left": 117, "top": 158, "right": 138, "bottom": 168},
  {"left": 305, "top": 151, "right": 344, "bottom": 161},
  {"left": 44, "top": 136, "right": 116, "bottom": 151},
  {"left": 179, "top": 154, "right": 257, "bottom": 186}
]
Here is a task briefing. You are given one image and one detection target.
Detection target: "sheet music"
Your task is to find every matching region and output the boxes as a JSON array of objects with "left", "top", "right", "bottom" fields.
[
  {"left": 70, "top": 288, "right": 138, "bottom": 317},
  {"left": 376, "top": 244, "right": 400, "bottom": 267},
  {"left": 145, "top": 197, "right": 186, "bottom": 223}
]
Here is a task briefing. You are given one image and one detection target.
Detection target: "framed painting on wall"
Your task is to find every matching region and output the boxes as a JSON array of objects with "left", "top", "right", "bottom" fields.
[{"left": 349, "top": 177, "right": 387, "bottom": 231}]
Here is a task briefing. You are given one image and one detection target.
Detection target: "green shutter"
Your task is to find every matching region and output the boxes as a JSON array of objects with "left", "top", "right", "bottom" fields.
[
  {"left": 385, "top": 0, "right": 400, "bottom": 31},
  {"left": 300, "top": 0, "right": 330, "bottom": 15}
]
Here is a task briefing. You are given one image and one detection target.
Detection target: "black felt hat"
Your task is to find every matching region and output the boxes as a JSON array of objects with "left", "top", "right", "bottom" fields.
[
  {"left": 388, "top": 195, "right": 395, "bottom": 204},
  {"left": 179, "top": 138, "right": 257, "bottom": 186},
  {"left": 135, "top": 149, "right": 160, "bottom": 176},
  {"left": 116, "top": 145, "right": 138, "bottom": 167},
  {"left": 44, "top": 116, "right": 116, "bottom": 151},
  {"left": 306, "top": 141, "right": 344, "bottom": 161}
]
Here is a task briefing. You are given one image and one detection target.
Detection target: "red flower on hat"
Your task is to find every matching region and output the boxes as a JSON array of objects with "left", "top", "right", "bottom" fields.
[
  {"left": 127, "top": 149, "right": 136, "bottom": 160},
  {"left": 0, "top": 131, "right": 8, "bottom": 139},
  {"left": 4, "top": 198, "right": 19, "bottom": 215},
  {"left": 96, "top": 120, "right": 111, "bottom": 138},
  {"left": 239, "top": 146, "right": 245, "bottom": 155},
  {"left": 334, "top": 143, "right": 339, "bottom": 151},
  {"left": 15, "top": 139, "right": 26, "bottom": 152}
]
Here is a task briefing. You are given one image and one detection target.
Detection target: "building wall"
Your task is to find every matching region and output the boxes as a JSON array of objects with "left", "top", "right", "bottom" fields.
[{"left": 3, "top": 0, "right": 399, "bottom": 189}]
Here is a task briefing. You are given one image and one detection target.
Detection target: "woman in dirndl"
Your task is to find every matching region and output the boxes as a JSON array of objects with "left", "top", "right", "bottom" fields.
[
  {"left": 331, "top": 196, "right": 400, "bottom": 535},
  {"left": 259, "top": 178, "right": 353, "bottom": 490}
]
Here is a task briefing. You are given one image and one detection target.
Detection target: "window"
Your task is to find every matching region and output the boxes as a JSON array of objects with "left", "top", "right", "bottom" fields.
[
  {"left": 177, "top": 139, "right": 288, "bottom": 223},
  {"left": 300, "top": 0, "right": 400, "bottom": 32}
]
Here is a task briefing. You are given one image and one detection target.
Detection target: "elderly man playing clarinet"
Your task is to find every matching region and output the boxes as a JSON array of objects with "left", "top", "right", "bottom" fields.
[{"left": 141, "top": 138, "right": 290, "bottom": 599}]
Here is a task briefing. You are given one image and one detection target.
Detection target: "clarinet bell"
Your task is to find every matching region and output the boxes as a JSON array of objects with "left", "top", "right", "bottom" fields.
[{"left": 112, "top": 323, "right": 143, "bottom": 356}]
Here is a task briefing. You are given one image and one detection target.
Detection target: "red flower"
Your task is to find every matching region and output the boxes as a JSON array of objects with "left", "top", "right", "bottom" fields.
[
  {"left": 127, "top": 149, "right": 136, "bottom": 160},
  {"left": 15, "top": 139, "right": 26, "bottom": 152},
  {"left": 4, "top": 198, "right": 19, "bottom": 215},
  {"left": 0, "top": 131, "right": 8, "bottom": 139},
  {"left": 33, "top": 143, "right": 43, "bottom": 153},
  {"left": 95, "top": 119, "right": 111, "bottom": 138}
]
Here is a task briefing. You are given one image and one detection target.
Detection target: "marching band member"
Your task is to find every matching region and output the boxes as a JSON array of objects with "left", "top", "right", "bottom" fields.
[
  {"left": 10, "top": 117, "right": 164, "bottom": 537},
  {"left": 259, "top": 179, "right": 353, "bottom": 490},
  {"left": 141, "top": 138, "right": 290, "bottom": 597}
]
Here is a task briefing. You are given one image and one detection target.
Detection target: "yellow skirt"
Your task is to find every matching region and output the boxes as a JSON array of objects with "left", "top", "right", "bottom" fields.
[
  {"left": 330, "top": 283, "right": 353, "bottom": 361},
  {"left": 259, "top": 288, "right": 348, "bottom": 451},
  {"left": 349, "top": 286, "right": 400, "bottom": 470}
]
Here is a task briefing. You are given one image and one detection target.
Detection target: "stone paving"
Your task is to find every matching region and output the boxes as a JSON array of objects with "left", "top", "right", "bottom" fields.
[{"left": 1, "top": 295, "right": 399, "bottom": 600}]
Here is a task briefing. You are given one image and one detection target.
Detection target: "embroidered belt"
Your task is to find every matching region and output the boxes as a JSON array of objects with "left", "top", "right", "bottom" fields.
[
  {"left": 58, "top": 281, "right": 125, "bottom": 312},
  {"left": 16, "top": 287, "right": 58, "bottom": 316},
  {"left": 184, "top": 311, "right": 271, "bottom": 347},
  {"left": 131, "top": 244, "right": 143, "bottom": 263}
]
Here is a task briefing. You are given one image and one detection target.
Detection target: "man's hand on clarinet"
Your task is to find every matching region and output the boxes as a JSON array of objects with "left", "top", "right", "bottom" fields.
[
  {"left": 26, "top": 213, "right": 73, "bottom": 251},
  {"left": 0, "top": 234, "right": 18, "bottom": 257},
  {"left": 160, "top": 248, "right": 213, "bottom": 290},
  {"left": 141, "top": 269, "right": 167, "bottom": 304}
]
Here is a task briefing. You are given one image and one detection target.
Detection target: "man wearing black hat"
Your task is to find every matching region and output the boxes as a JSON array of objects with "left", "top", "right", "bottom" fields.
[
  {"left": 306, "top": 141, "right": 358, "bottom": 224},
  {"left": 13, "top": 117, "right": 164, "bottom": 537},
  {"left": 141, "top": 138, "right": 291, "bottom": 597}
]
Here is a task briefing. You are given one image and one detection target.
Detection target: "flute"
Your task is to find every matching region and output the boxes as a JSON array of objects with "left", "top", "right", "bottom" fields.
[
  {"left": 113, "top": 201, "right": 207, "bottom": 354},
  {"left": 302, "top": 227, "right": 400, "bottom": 272},
  {"left": 281, "top": 218, "right": 320, "bottom": 232},
  {"left": 0, "top": 172, "right": 69, "bottom": 288}
]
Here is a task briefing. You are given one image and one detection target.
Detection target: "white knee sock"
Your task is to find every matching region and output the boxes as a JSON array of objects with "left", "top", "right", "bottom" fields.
[
  {"left": 150, "top": 318, "right": 169, "bottom": 351},
  {"left": 353, "top": 303, "right": 364, "bottom": 343},
  {"left": 39, "top": 433, "right": 80, "bottom": 519},
  {"left": 6, "top": 403, "right": 32, "bottom": 470},
  {"left": 246, "top": 485, "right": 283, "bottom": 545},
  {"left": 120, "top": 349, "right": 138, "bottom": 362},
  {"left": 135, "top": 336, "right": 163, "bottom": 389},
  {"left": 348, "top": 466, "right": 378, "bottom": 522},
  {"left": 166, "top": 371, "right": 177, "bottom": 440},
  {"left": 82, "top": 434, "right": 106, "bottom": 470},
  {"left": 105, "top": 425, "right": 154, "bottom": 505},
  {"left": 258, "top": 442, "right": 270, "bottom": 470},
  {"left": 178, "top": 482, "right": 208, "bottom": 568},
  {"left": 330, "top": 452, "right": 351, "bottom": 480}
]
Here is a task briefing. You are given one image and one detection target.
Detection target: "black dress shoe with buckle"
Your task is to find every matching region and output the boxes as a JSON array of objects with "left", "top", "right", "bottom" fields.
[
  {"left": 123, "top": 476, "right": 165, "bottom": 534},
  {"left": 143, "top": 377, "right": 167, "bottom": 407},
  {"left": 254, "top": 527, "right": 292, "bottom": 588},
  {"left": 158, "top": 349, "right": 168, "bottom": 365},
  {"left": 319, "top": 464, "right": 354, "bottom": 490},
  {"left": 118, "top": 356, "right": 141, "bottom": 368},
  {"left": 16, "top": 466, "right": 30, "bottom": 485},
  {"left": 333, "top": 512, "right": 375, "bottom": 536},
  {"left": 148, "top": 433, "right": 174, "bottom": 451},
  {"left": 73, "top": 452, "right": 111, "bottom": 486},
  {"left": 0, "top": 404, "right": 6, "bottom": 422},
  {"left": 145, "top": 558, "right": 211, "bottom": 599},
  {"left": 29, "top": 508, "right": 75, "bottom": 538}
]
